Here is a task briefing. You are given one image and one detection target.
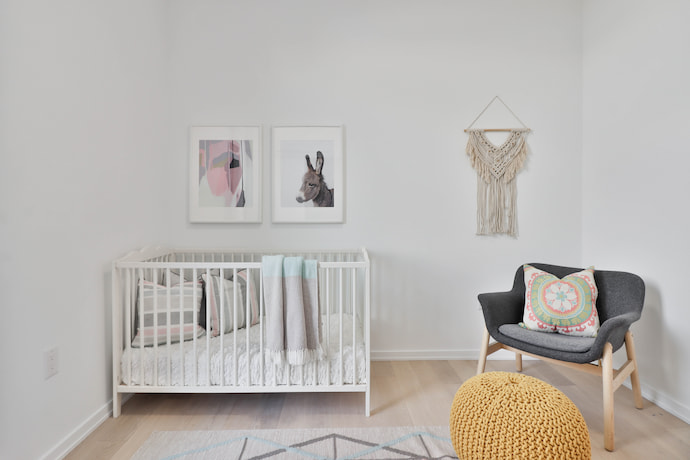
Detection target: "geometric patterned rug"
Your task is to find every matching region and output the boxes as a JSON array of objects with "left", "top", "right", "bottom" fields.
[{"left": 131, "top": 426, "right": 458, "bottom": 459}]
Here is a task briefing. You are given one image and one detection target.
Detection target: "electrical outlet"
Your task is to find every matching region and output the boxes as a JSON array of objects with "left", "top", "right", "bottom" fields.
[{"left": 44, "top": 347, "right": 59, "bottom": 380}]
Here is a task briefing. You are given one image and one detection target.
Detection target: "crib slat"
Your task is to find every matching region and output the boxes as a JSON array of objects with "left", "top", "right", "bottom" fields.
[
  {"left": 166, "top": 268, "right": 171, "bottom": 385},
  {"left": 259, "top": 268, "right": 265, "bottom": 386},
  {"left": 138, "top": 269, "right": 144, "bottom": 386},
  {"left": 153, "top": 270, "right": 159, "bottom": 386},
  {"left": 325, "top": 266, "right": 331, "bottom": 386},
  {"left": 193, "top": 268, "right": 199, "bottom": 386},
  {"left": 219, "top": 268, "right": 225, "bottom": 386},
  {"left": 339, "top": 267, "right": 344, "bottom": 386},
  {"left": 245, "top": 268, "right": 251, "bottom": 386},
  {"left": 233, "top": 269, "right": 238, "bottom": 386},
  {"left": 364, "top": 251, "right": 371, "bottom": 416},
  {"left": 125, "top": 269, "right": 132, "bottom": 387},
  {"left": 205, "top": 268, "right": 211, "bottom": 386},
  {"left": 179, "top": 269, "right": 185, "bottom": 386},
  {"left": 352, "top": 269, "right": 357, "bottom": 384}
]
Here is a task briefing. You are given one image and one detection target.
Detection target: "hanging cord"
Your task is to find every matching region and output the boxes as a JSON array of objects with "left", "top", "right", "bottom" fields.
[{"left": 465, "top": 96, "right": 530, "bottom": 131}]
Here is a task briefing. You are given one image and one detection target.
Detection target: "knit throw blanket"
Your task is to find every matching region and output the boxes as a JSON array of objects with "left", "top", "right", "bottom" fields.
[
  {"left": 466, "top": 129, "right": 529, "bottom": 237},
  {"left": 262, "top": 255, "right": 322, "bottom": 366}
]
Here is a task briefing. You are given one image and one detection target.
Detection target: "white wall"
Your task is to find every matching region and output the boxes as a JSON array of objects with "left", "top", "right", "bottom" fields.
[
  {"left": 582, "top": 0, "right": 690, "bottom": 422},
  {"left": 166, "top": 0, "right": 584, "bottom": 356},
  {"left": 0, "top": 1, "right": 169, "bottom": 458}
]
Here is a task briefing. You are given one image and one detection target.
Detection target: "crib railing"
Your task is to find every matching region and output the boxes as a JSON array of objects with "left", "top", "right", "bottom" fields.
[{"left": 111, "top": 248, "right": 370, "bottom": 418}]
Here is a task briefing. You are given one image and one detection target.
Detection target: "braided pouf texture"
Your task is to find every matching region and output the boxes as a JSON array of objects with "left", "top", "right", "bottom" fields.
[{"left": 450, "top": 371, "right": 591, "bottom": 459}]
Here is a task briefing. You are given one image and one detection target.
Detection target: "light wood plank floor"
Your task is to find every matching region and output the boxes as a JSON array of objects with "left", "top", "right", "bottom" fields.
[{"left": 66, "top": 360, "right": 690, "bottom": 459}]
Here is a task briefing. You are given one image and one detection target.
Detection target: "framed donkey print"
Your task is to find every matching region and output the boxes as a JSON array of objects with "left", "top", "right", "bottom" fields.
[{"left": 271, "top": 125, "right": 344, "bottom": 223}]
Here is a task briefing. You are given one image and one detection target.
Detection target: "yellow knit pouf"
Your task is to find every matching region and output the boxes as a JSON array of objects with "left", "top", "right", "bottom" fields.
[{"left": 450, "top": 371, "right": 591, "bottom": 460}]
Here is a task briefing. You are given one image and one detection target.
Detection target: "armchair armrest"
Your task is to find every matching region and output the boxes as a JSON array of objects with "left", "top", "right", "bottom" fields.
[
  {"left": 478, "top": 290, "right": 524, "bottom": 336},
  {"left": 592, "top": 311, "right": 642, "bottom": 352},
  {"left": 597, "top": 312, "right": 641, "bottom": 336}
]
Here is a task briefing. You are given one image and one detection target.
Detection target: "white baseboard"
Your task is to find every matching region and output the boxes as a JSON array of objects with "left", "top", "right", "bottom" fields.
[
  {"left": 636, "top": 382, "right": 690, "bottom": 425},
  {"left": 41, "top": 394, "right": 135, "bottom": 460},
  {"left": 371, "top": 349, "right": 477, "bottom": 361},
  {"left": 371, "top": 348, "right": 527, "bottom": 361},
  {"left": 41, "top": 401, "right": 111, "bottom": 460}
]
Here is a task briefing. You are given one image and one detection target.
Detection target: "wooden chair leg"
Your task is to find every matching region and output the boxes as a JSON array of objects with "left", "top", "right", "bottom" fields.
[
  {"left": 515, "top": 352, "right": 523, "bottom": 372},
  {"left": 477, "top": 327, "right": 490, "bottom": 375},
  {"left": 601, "top": 342, "right": 615, "bottom": 451},
  {"left": 625, "top": 331, "right": 644, "bottom": 409}
]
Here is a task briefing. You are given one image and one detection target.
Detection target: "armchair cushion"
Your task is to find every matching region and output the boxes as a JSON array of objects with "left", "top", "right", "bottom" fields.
[
  {"left": 499, "top": 324, "right": 595, "bottom": 353},
  {"left": 521, "top": 264, "right": 600, "bottom": 337}
]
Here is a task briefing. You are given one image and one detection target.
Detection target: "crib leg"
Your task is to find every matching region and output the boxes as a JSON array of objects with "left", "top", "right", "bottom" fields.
[
  {"left": 365, "top": 390, "right": 371, "bottom": 417},
  {"left": 112, "top": 392, "right": 121, "bottom": 418}
]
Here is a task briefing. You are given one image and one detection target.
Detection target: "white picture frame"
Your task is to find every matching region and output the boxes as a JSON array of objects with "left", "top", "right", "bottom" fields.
[
  {"left": 189, "top": 126, "right": 262, "bottom": 223},
  {"left": 271, "top": 125, "right": 344, "bottom": 223}
]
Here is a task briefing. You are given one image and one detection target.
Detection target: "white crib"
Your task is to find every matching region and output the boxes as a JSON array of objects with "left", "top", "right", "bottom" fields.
[{"left": 111, "top": 247, "right": 370, "bottom": 418}]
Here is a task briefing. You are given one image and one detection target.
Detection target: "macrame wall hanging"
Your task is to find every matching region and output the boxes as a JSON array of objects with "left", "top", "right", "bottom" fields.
[{"left": 465, "top": 96, "right": 531, "bottom": 237}]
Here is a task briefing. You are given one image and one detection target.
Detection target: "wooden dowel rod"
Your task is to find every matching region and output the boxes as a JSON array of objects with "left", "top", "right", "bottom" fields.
[{"left": 464, "top": 128, "right": 531, "bottom": 132}]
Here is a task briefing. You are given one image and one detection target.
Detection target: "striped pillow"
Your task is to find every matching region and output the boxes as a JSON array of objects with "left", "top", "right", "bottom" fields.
[
  {"left": 200, "top": 270, "right": 260, "bottom": 336},
  {"left": 131, "top": 280, "right": 205, "bottom": 347}
]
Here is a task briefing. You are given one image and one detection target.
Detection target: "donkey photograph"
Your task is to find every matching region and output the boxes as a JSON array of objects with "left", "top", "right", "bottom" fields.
[{"left": 296, "top": 150, "right": 334, "bottom": 207}]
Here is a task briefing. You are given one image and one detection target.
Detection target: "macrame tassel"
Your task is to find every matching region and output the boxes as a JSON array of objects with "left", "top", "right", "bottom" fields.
[
  {"left": 505, "top": 178, "right": 517, "bottom": 237},
  {"left": 466, "top": 130, "right": 529, "bottom": 237},
  {"left": 476, "top": 179, "right": 486, "bottom": 234}
]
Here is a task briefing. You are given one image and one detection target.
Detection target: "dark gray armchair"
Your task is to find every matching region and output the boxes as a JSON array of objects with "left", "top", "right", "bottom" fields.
[{"left": 477, "top": 263, "right": 645, "bottom": 451}]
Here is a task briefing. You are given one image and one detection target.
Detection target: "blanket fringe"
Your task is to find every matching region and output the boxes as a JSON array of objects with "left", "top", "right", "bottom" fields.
[
  {"left": 286, "top": 346, "right": 325, "bottom": 366},
  {"left": 270, "top": 346, "right": 325, "bottom": 367}
]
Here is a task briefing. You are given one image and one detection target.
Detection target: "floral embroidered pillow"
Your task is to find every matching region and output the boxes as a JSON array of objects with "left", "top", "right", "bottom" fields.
[{"left": 521, "top": 264, "right": 600, "bottom": 337}]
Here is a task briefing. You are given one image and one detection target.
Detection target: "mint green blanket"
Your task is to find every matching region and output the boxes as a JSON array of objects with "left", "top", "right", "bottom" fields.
[{"left": 262, "top": 255, "right": 322, "bottom": 365}]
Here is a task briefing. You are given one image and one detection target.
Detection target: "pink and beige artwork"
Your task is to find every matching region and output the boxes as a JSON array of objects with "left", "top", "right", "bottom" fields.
[{"left": 198, "top": 139, "right": 252, "bottom": 208}]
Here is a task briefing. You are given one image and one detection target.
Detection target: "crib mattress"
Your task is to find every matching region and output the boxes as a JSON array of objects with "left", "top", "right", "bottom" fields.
[{"left": 120, "top": 314, "right": 366, "bottom": 387}]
